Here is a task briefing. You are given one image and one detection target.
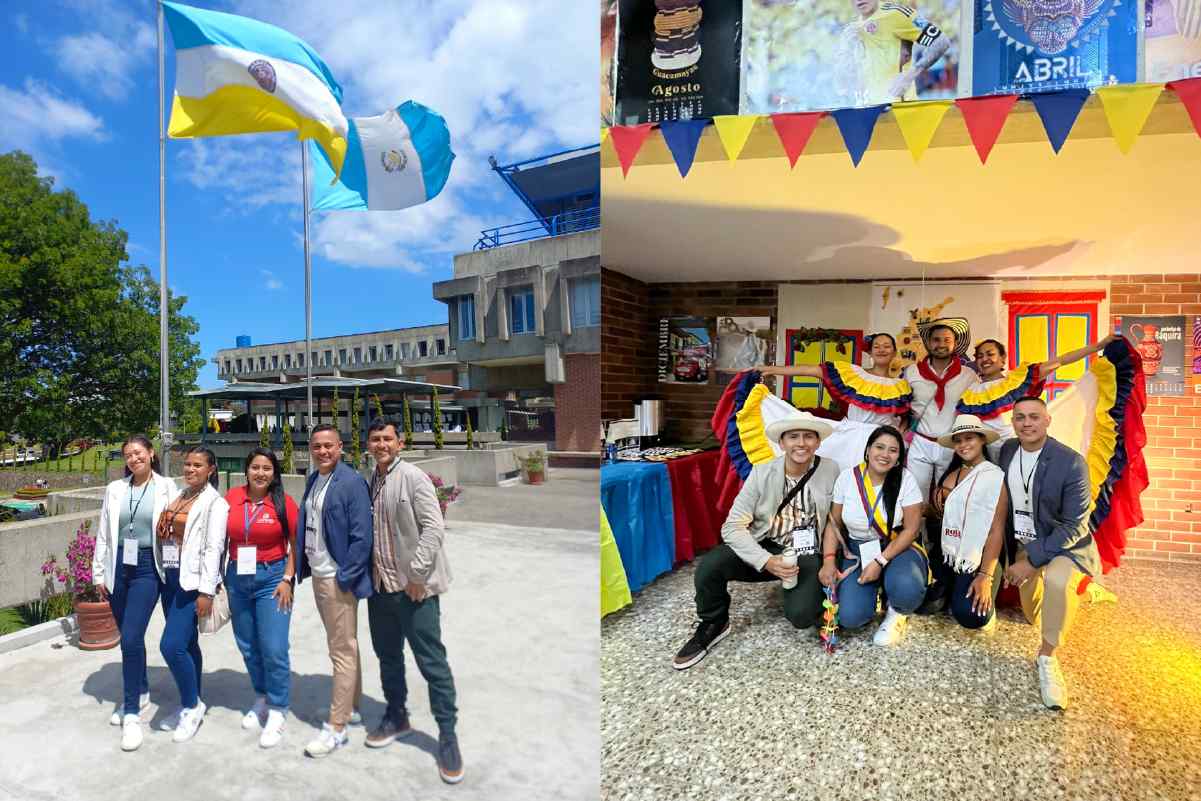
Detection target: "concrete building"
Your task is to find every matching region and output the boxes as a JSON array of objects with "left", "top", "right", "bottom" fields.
[{"left": 433, "top": 145, "right": 601, "bottom": 455}]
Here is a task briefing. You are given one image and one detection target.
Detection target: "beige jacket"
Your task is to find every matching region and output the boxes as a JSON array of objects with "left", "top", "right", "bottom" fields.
[
  {"left": 720, "top": 455, "right": 841, "bottom": 571},
  {"left": 371, "top": 460, "right": 452, "bottom": 595}
]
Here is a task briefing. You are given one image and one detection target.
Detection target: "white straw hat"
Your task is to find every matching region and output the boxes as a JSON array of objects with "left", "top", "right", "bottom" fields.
[
  {"left": 937, "top": 414, "right": 1001, "bottom": 448},
  {"left": 765, "top": 410, "right": 834, "bottom": 443}
]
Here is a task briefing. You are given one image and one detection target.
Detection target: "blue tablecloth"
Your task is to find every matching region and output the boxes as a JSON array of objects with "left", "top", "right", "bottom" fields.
[{"left": 600, "top": 462, "right": 676, "bottom": 593}]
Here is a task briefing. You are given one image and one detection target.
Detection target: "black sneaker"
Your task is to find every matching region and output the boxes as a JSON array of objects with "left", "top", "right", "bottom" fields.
[
  {"left": 438, "top": 732, "right": 464, "bottom": 784},
  {"left": 672, "top": 619, "right": 731, "bottom": 670},
  {"left": 365, "top": 709, "right": 412, "bottom": 748}
]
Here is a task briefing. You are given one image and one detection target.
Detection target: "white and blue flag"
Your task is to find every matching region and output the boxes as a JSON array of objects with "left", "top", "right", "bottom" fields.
[{"left": 310, "top": 100, "right": 454, "bottom": 211}]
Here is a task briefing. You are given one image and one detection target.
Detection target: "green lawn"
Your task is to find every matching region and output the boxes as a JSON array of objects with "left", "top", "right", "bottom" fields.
[{"left": 0, "top": 444, "right": 116, "bottom": 473}]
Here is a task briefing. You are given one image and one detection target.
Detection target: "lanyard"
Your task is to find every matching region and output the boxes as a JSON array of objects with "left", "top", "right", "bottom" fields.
[
  {"left": 127, "top": 478, "right": 153, "bottom": 535},
  {"left": 308, "top": 473, "right": 333, "bottom": 528},
  {"left": 161, "top": 490, "right": 199, "bottom": 541},
  {"left": 1018, "top": 449, "right": 1039, "bottom": 499},
  {"left": 371, "top": 460, "right": 399, "bottom": 506},
  {"left": 244, "top": 498, "right": 267, "bottom": 544}
]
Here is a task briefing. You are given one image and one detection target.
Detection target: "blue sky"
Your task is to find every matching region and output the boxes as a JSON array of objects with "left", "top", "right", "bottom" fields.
[{"left": 1, "top": 0, "right": 597, "bottom": 386}]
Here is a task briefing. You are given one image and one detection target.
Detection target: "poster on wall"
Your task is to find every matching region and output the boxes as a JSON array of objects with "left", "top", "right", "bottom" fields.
[
  {"left": 614, "top": 0, "right": 743, "bottom": 124},
  {"left": 1146, "top": 0, "right": 1201, "bottom": 82},
  {"left": 716, "top": 316, "right": 773, "bottom": 381},
  {"left": 743, "top": 0, "right": 962, "bottom": 114},
  {"left": 1193, "top": 315, "right": 1201, "bottom": 375},
  {"left": 1117, "top": 315, "right": 1186, "bottom": 395},
  {"left": 867, "top": 281, "right": 1003, "bottom": 373},
  {"left": 603, "top": 0, "right": 619, "bottom": 126},
  {"left": 658, "top": 316, "right": 713, "bottom": 384},
  {"left": 971, "top": 0, "right": 1141, "bottom": 96}
]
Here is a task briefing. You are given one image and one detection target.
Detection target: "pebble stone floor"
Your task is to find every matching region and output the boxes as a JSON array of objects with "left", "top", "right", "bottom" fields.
[{"left": 601, "top": 559, "right": 1201, "bottom": 801}]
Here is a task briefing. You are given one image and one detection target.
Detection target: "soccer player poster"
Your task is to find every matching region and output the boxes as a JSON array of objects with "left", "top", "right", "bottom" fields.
[
  {"left": 970, "top": 0, "right": 1141, "bottom": 96},
  {"left": 742, "top": 0, "right": 961, "bottom": 113}
]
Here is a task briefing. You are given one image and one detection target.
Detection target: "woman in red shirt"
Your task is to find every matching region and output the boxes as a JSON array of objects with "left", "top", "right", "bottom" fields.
[{"left": 224, "top": 447, "right": 299, "bottom": 749}]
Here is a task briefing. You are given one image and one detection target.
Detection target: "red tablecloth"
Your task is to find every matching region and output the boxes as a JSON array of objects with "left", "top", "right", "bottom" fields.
[{"left": 664, "top": 450, "right": 728, "bottom": 565}]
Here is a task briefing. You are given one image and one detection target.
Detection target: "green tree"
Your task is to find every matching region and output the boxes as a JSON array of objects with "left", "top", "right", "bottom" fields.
[
  {"left": 350, "top": 388, "right": 362, "bottom": 468},
  {"left": 0, "top": 152, "right": 204, "bottom": 455},
  {"left": 465, "top": 413, "right": 474, "bottom": 450},
  {"left": 331, "top": 388, "right": 340, "bottom": 434},
  {"left": 372, "top": 393, "right": 384, "bottom": 420},
  {"left": 402, "top": 396, "right": 413, "bottom": 450},
  {"left": 281, "top": 421, "right": 294, "bottom": 473},
  {"left": 259, "top": 421, "right": 270, "bottom": 449},
  {"left": 432, "top": 388, "right": 444, "bottom": 450}
]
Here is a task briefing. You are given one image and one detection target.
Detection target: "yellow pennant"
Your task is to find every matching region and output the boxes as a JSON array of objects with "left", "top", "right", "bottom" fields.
[
  {"left": 712, "top": 115, "right": 760, "bottom": 162},
  {"left": 1095, "top": 84, "right": 1165, "bottom": 154},
  {"left": 891, "top": 100, "right": 953, "bottom": 162},
  {"left": 601, "top": 127, "right": 610, "bottom": 145}
]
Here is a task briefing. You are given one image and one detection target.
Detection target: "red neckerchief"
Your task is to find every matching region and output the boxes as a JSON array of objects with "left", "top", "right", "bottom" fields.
[{"left": 917, "top": 357, "right": 963, "bottom": 411}]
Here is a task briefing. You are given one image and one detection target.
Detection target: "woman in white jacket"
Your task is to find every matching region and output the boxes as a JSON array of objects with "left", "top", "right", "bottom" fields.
[
  {"left": 92, "top": 435, "right": 180, "bottom": 751},
  {"left": 153, "top": 446, "right": 228, "bottom": 744}
]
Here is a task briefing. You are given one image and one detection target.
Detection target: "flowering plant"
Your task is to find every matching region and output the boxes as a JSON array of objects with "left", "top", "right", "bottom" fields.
[
  {"left": 41, "top": 519, "right": 102, "bottom": 603},
  {"left": 425, "top": 472, "right": 461, "bottom": 517}
]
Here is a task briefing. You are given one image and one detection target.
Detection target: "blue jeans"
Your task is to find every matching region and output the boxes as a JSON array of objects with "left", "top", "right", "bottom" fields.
[
  {"left": 159, "top": 568, "right": 202, "bottom": 709},
  {"left": 949, "top": 568, "right": 1003, "bottom": 629},
  {"left": 109, "top": 544, "right": 161, "bottom": 715},
  {"left": 837, "top": 538, "right": 929, "bottom": 629},
  {"left": 227, "top": 559, "right": 292, "bottom": 710}
]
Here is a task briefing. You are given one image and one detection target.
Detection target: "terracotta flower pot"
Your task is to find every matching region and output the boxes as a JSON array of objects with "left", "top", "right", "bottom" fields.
[
  {"left": 526, "top": 471, "right": 545, "bottom": 485},
  {"left": 74, "top": 599, "right": 120, "bottom": 651}
]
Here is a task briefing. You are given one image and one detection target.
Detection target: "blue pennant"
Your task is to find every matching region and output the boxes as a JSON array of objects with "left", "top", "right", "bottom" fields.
[
  {"left": 1028, "top": 89, "right": 1090, "bottom": 154},
  {"left": 831, "top": 105, "right": 888, "bottom": 167},
  {"left": 660, "top": 119, "right": 709, "bottom": 178}
]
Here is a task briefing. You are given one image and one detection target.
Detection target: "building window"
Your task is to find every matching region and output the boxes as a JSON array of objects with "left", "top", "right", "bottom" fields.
[
  {"left": 224, "top": 360, "right": 231, "bottom": 374},
  {"left": 369, "top": 345, "right": 378, "bottom": 363},
  {"left": 385, "top": 344, "right": 394, "bottom": 360},
  {"left": 436, "top": 339, "right": 446, "bottom": 356},
  {"left": 571, "top": 276, "right": 601, "bottom": 328},
  {"left": 324, "top": 349, "right": 332, "bottom": 366},
  {"left": 312, "top": 351, "right": 318, "bottom": 366},
  {"left": 236, "top": 358, "right": 243, "bottom": 373},
  {"left": 510, "top": 287, "right": 536, "bottom": 334},
  {"left": 458, "top": 295, "right": 476, "bottom": 340},
  {"left": 419, "top": 341, "right": 428, "bottom": 358},
  {"left": 297, "top": 353, "right": 304, "bottom": 368},
  {"left": 259, "top": 357, "right": 267, "bottom": 371},
  {"left": 284, "top": 354, "right": 292, "bottom": 368},
  {"left": 338, "top": 348, "right": 347, "bottom": 365},
  {"left": 401, "top": 342, "right": 411, "bottom": 360},
  {"left": 272, "top": 355, "right": 279, "bottom": 369},
  {"left": 353, "top": 346, "right": 362, "bottom": 364}
]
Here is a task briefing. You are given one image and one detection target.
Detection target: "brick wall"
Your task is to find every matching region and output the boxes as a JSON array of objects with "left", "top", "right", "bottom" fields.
[
  {"left": 1110, "top": 274, "right": 1201, "bottom": 564},
  {"left": 554, "top": 353, "right": 602, "bottom": 452},
  {"left": 601, "top": 268, "right": 656, "bottom": 422}
]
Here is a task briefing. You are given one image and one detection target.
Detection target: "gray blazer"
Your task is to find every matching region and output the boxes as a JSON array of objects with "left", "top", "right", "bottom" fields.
[
  {"left": 999, "top": 436, "right": 1100, "bottom": 577},
  {"left": 721, "top": 455, "right": 841, "bottom": 571},
  {"left": 372, "top": 460, "right": 452, "bottom": 595}
]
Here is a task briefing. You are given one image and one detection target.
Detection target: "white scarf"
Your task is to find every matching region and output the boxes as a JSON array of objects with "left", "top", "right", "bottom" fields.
[{"left": 940, "top": 461, "right": 1004, "bottom": 574}]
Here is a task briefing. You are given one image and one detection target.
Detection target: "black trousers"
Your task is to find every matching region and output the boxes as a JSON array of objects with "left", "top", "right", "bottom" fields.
[{"left": 693, "top": 540, "right": 823, "bottom": 629}]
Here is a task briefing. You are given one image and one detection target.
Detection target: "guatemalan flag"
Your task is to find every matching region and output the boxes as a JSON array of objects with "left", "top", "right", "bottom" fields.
[
  {"left": 163, "top": 2, "right": 349, "bottom": 178},
  {"left": 308, "top": 101, "right": 455, "bottom": 211}
]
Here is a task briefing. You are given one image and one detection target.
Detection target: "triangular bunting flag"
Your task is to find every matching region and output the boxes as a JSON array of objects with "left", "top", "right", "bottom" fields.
[
  {"left": 770, "top": 112, "right": 825, "bottom": 168},
  {"left": 609, "top": 123, "right": 655, "bottom": 177},
  {"left": 1167, "top": 77, "right": 1201, "bottom": 139},
  {"left": 1095, "top": 84, "right": 1164, "bottom": 154},
  {"left": 1029, "top": 89, "right": 1090, "bottom": 154},
  {"left": 955, "top": 95, "right": 1018, "bottom": 164},
  {"left": 712, "top": 115, "right": 760, "bottom": 162},
  {"left": 891, "top": 100, "right": 953, "bottom": 162},
  {"left": 831, "top": 105, "right": 888, "bottom": 166},
  {"left": 601, "top": 127, "right": 610, "bottom": 145},
  {"left": 660, "top": 119, "right": 709, "bottom": 178}
]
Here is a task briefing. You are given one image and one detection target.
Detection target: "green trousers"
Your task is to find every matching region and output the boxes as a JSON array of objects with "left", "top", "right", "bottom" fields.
[
  {"left": 367, "top": 590, "right": 458, "bottom": 735},
  {"left": 694, "top": 540, "right": 824, "bottom": 629}
]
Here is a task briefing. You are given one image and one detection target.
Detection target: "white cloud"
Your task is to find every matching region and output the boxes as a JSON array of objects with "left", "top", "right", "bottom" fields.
[
  {"left": 53, "top": 1, "right": 156, "bottom": 101},
  {"left": 0, "top": 80, "right": 106, "bottom": 174},
  {"left": 260, "top": 269, "right": 284, "bottom": 290},
  {"left": 175, "top": 135, "right": 303, "bottom": 211}
]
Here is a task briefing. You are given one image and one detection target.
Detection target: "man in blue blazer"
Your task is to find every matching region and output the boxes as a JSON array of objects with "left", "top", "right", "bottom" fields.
[
  {"left": 999, "top": 397, "right": 1100, "bottom": 712},
  {"left": 295, "top": 424, "right": 374, "bottom": 757}
]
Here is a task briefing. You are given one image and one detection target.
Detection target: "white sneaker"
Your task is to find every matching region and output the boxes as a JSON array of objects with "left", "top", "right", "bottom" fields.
[
  {"left": 172, "top": 701, "right": 207, "bottom": 743},
  {"left": 1037, "top": 655, "right": 1069, "bottom": 710},
  {"left": 111, "top": 692, "right": 150, "bottom": 726},
  {"left": 872, "top": 606, "right": 908, "bottom": 646},
  {"left": 304, "top": 723, "right": 348, "bottom": 758},
  {"left": 242, "top": 697, "right": 269, "bottom": 730},
  {"left": 259, "top": 709, "right": 287, "bottom": 749},
  {"left": 121, "top": 715, "right": 143, "bottom": 751}
]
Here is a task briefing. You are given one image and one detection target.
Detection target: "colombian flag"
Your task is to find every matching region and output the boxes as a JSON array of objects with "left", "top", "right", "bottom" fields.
[{"left": 163, "top": 2, "right": 349, "bottom": 178}]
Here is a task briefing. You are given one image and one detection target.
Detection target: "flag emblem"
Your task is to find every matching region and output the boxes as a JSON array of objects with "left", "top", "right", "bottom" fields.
[
  {"left": 381, "top": 149, "right": 408, "bottom": 173},
  {"left": 247, "top": 59, "right": 277, "bottom": 93}
]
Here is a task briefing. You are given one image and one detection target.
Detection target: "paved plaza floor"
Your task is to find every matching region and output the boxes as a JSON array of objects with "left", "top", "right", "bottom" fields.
[
  {"left": 0, "top": 508, "right": 598, "bottom": 801},
  {"left": 602, "top": 559, "right": 1201, "bottom": 801}
]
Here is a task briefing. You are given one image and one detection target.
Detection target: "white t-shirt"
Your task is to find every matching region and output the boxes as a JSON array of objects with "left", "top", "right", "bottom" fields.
[
  {"left": 304, "top": 472, "right": 338, "bottom": 578},
  {"left": 903, "top": 361, "right": 979, "bottom": 437},
  {"left": 832, "top": 466, "right": 923, "bottom": 541},
  {"left": 1006, "top": 446, "right": 1043, "bottom": 544}
]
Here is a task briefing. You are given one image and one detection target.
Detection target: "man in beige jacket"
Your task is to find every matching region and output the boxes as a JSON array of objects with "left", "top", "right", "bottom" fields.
[
  {"left": 363, "top": 418, "right": 462, "bottom": 785},
  {"left": 673, "top": 410, "right": 840, "bottom": 670}
]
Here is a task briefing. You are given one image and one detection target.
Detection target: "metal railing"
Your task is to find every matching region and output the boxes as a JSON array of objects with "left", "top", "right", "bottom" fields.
[{"left": 474, "top": 205, "right": 600, "bottom": 251}]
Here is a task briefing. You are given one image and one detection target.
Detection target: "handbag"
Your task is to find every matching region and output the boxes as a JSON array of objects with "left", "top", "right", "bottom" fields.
[{"left": 197, "top": 500, "right": 232, "bottom": 635}]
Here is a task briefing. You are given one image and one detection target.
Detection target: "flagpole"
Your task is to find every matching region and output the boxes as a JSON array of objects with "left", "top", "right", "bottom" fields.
[
  {"left": 302, "top": 142, "right": 314, "bottom": 432},
  {"left": 157, "top": 0, "right": 171, "bottom": 475}
]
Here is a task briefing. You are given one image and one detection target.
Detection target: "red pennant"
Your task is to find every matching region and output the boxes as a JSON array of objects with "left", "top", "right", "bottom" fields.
[
  {"left": 770, "top": 112, "right": 825, "bottom": 168},
  {"left": 955, "top": 95, "right": 1019, "bottom": 164},
  {"left": 609, "top": 123, "right": 655, "bottom": 177},
  {"left": 1167, "top": 77, "right": 1201, "bottom": 139}
]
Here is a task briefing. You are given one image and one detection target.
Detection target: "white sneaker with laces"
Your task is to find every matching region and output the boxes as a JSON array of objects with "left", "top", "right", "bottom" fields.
[
  {"left": 111, "top": 692, "right": 150, "bottom": 726},
  {"left": 304, "top": 723, "right": 348, "bottom": 758},
  {"left": 872, "top": 606, "right": 908, "bottom": 646},
  {"left": 259, "top": 709, "right": 286, "bottom": 749},
  {"left": 172, "top": 701, "right": 207, "bottom": 743},
  {"left": 121, "top": 715, "right": 143, "bottom": 751},
  {"left": 1037, "top": 655, "right": 1069, "bottom": 710},
  {"left": 242, "top": 696, "right": 269, "bottom": 730}
]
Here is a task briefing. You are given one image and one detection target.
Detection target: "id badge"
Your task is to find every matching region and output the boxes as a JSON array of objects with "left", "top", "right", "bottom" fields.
[
  {"left": 1014, "top": 510, "right": 1038, "bottom": 544},
  {"left": 858, "top": 538, "right": 882, "bottom": 567},
  {"left": 161, "top": 542, "right": 180, "bottom": 569},
  {"left": 791, "top": 526, "right": 817, "bottom": 556},
  {"left": 122, "top": 538, "right": 139, "bottom": 566},
  {"left": 237, "top": 546, "right": 257, "bottom": 575}
]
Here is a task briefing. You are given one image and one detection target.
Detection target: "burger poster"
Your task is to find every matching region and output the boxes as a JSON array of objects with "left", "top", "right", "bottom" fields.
[
  {"left": 614, "top": 0, "right": 743, "bottom": 124},
  {"left": 659, "top": 317, "right": 713, "bottom": 384}
]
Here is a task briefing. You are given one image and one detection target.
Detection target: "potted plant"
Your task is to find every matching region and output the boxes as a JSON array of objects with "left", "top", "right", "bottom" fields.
[
  {"left": 425, "top": 473, "right": 462, "bottom": 518},
  {"left": 521, "top": 452, "right": 546, "bottom": 485},
  {"left": 41, "top": 519, "right": 119, "bottom": 651}
]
